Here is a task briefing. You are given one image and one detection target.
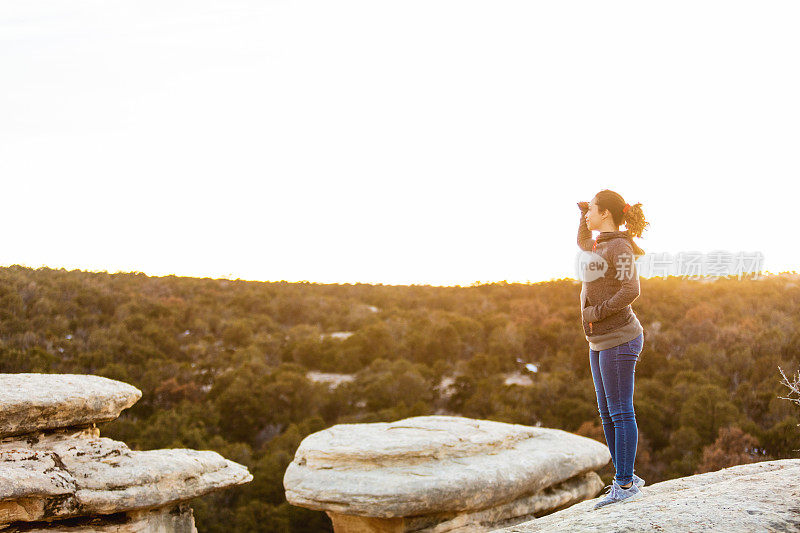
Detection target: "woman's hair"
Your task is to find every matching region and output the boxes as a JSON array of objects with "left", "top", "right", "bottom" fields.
[{"left": 594, "top": 189, "right": 649, "bottom": 256}]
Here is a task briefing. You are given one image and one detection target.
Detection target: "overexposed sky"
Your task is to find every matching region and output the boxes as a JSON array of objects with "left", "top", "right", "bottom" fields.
[{"left": 1, "top": 1, "right": 798, "bottom": 286}]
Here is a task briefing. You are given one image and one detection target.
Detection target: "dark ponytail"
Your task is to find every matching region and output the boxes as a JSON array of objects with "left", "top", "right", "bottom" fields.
[{"left": 595, "top": 189, "right": 650, "bottom": 257}]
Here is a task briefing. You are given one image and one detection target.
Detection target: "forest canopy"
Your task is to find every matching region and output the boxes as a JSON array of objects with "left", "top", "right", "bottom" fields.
[{"left": 0, "top": 265, "right": 798, "bottom": 532}]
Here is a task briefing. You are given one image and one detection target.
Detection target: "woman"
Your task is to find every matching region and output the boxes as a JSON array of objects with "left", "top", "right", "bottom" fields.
[{"left": 577, "top": 189, "right": 649, "bottom": 510}]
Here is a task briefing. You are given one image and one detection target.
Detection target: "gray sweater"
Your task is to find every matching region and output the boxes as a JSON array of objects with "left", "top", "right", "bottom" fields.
[{"left": 577, "top": 212, "right": 644, "bottom": 351}]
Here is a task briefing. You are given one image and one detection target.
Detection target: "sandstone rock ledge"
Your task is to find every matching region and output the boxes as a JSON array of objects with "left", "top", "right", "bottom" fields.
[
  {"left": 284, "top": 415, "right": 612, "bottom": 532},
  {"left": 492, "top": 459, "right": 800, "bottom": 533},
  {"left": 0, "top": 374, "right": 253, "bottom": 532}
]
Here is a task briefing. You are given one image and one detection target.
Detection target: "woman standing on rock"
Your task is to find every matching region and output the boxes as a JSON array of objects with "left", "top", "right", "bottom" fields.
[{"left": 577, "top": 189, "right": 649, "bottom": 510}]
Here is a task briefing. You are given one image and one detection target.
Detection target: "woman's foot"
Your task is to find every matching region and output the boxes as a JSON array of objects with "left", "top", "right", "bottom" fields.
[{"left": 593, "top": 479, "right": 644, "bottom": 510}]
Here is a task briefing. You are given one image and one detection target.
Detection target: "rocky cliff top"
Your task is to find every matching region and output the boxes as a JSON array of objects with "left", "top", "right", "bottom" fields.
[
  {"left": 493, "top": 459, "right": 800, "bottom": 533},
  {"left": 0, "top": 373, "right": 251, "bottom": 531},
  {"left": 284, "top": 415, "right": 611, "bottom": 531}
]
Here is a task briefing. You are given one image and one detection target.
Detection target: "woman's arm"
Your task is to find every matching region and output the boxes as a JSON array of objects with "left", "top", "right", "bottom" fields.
[
  {"left": 582, "top": 241, "right": 640, "bottom": 322},
  {"left": 577, "top": 204, "right": 594, "bottom": 251}
]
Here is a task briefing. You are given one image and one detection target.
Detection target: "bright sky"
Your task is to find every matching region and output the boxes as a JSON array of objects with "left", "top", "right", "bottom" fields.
[{"left": 1, "top": 1, "right": 797, "bottom": 286}]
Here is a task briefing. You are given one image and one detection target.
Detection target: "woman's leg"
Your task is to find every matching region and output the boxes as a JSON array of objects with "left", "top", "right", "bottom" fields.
[
  {"left": 589, "top": 347, "right": 616, "bottom": 473},
  {"left": 599, "top": 334, "right": 642, "bottom": 486}
]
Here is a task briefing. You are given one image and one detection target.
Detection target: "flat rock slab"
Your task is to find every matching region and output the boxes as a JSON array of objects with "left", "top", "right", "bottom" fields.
[
  {"left": 0, "top": 374, "right": 141, "bottom": 438},
  {"left": 0, "top": 426, "right": 252, "bottom": 526},
  {"left": 284, "top": 415, "right": 611, "bottom": 518},
  {"left": 493, "top": 459, "right": 800, "bottom": 533}
]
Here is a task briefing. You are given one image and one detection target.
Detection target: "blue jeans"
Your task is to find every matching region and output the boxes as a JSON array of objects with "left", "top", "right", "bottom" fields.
[{"left": 589, "top": 332, "right": 643, "bottom": 486}]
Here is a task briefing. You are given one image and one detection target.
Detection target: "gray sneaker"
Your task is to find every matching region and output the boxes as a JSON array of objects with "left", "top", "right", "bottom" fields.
[{"left": 593, "top": 479, "right": 644, "bottom": 510}]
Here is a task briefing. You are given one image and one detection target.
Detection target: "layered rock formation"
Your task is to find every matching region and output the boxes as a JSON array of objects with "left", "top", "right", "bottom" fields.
[
  {"left": 283, "top": 415, "right": 611, "bottom": 532},
  {"left": 0, "top": 373, "right": 252, "bottom": 532},
  {"left": 493, "top": 459, "right": 800, "bottom": 532}
]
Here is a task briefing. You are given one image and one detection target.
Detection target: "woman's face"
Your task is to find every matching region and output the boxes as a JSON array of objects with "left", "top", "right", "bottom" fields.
[{"left": 585, "top": 197, "right": 606, "bottom": 231}]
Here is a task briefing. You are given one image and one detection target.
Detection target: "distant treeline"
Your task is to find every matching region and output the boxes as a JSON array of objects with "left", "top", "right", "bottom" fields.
[{"left": 0, "top": 265, "right": 798, "bottom": 532}]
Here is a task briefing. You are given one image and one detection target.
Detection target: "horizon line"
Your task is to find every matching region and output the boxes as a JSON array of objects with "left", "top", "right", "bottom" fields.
[{"left": 1, "top": 262, "right": 797, "bottom": 288}]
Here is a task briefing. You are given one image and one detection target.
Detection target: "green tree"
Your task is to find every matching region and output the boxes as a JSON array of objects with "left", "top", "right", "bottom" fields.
[{"left": 679, "top": 383, "right": 740, "bottom": 446}]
